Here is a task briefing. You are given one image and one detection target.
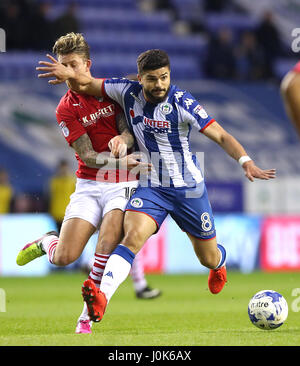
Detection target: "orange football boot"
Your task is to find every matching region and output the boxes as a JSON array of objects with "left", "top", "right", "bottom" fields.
[
  {"left": 208, "top": 266, "right": 227, "bottom": 294},
  {"left": 81, "top": 279, "right": 107, "bottom": 322}
]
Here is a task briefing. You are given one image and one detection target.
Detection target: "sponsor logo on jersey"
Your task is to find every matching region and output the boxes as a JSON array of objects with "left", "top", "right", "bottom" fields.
[
  {"left": 143, "top": 117, "right": 171, "bottom": 133},
  {"left": 81, "top": 104, "right": 115, "bottom": 127},
  {"left": 193, "top": 104, "right": 208, "bottom": 119}
]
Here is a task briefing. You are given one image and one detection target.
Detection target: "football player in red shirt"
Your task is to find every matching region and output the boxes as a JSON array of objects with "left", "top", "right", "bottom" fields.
[
  {"left": 281, "top": 61, "right": 300, "bottom": 139},
  {"left": 16, "top": 33, "right": 159, "bottom": 334}
]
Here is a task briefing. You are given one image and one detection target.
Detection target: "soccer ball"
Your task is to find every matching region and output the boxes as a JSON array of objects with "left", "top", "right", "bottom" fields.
[{"left": 248, "top": 290, "right": 288, "bottom": 330}]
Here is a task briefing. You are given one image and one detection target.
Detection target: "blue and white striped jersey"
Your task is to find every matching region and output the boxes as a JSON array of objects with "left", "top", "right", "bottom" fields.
[{"left": 103, "top": 78, "right": 215, "bottom": 188}]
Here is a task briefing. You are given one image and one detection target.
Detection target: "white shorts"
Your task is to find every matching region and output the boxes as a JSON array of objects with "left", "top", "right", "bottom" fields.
[{"left": 63, "top": 178, "right": 138, "bottom": 229}]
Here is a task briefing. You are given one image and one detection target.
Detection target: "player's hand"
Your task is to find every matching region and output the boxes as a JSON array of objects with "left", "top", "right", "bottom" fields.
[
  {"left": 36, "top": 54, "right": 75, "bottom": 85},
  {"left": 242, "top": 160, "right": 276, "bottom": 182},
  {"left": 108, "top": 136, "right": 127, "bottom": 158},
  {"left": 119, "top": 152, "right": 152, "bottom": 173}
]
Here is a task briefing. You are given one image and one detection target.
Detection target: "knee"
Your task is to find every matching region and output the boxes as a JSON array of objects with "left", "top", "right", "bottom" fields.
[
  {"left": 53, "top": 248, "right": 76, "bottom": 266},
  {"left": 122, "top": 229, "right": 145, "bottom": 254}
]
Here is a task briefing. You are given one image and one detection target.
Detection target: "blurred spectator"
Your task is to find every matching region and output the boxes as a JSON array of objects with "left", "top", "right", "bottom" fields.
[
  {"left": 29, "top": 1, "right": 55, "bottom": 51},
  {"left": 12, "top": 193, "right": 32, "bottom": 213},
  {"left": 48, "top": 160, "right": 76, "bottom": 232},
  {"left": 255, "top": 11, "right": 282, "bottom": 80},
  {"left": 141, "top": 0, "right": 178, "bottom": 20},
  {"left": 53, "top": 2, "right": 80, "bottom": 41},
  {"left": 0, "top": 1, "right": 29, "bottom": 50},
  {"left": 0, "top": 168, "right": 13, "bottom": 213},
  {"left": 235, "top": 31, "right": 266, "bottom": 81},
  {"left": 204, "top": 0, "right": 230, "bottom": 12},
  {"left": 0, "top": 0, "right": 80, "bottom": 51},
  {"left": 204, "top": 28, "right": 237, "bottom": 79}
]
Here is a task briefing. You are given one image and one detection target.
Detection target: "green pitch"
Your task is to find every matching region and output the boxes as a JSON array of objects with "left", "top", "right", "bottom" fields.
[{"left": 0, "top": 271, "right": 300, "bottom": 346}]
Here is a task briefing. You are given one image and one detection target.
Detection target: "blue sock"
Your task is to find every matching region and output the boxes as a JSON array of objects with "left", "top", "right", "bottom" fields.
[
  {"left": 216, "top": 244, "right": 226, "bottom": 268},
  {"left": 100, "top": 244, "right": 136, "bottom": 302},
  {"left": 111, "top": 244, "right": 135, "bottom": 266}
]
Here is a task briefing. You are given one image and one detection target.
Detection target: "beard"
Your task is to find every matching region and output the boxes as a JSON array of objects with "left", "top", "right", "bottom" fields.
[{"left": 143, "top": 85, "right": 170, "bottom": 104}]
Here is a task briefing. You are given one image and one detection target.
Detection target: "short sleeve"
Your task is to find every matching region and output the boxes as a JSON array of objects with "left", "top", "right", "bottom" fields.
[
  {"left": 190, "top": 103, "right": 215, "bottom": 133},
  {"left": 103, "top": 78, "right": 134, "bottom": 107},
  {"left": 56, "top": 101, "right": 86, "bottom": 145},
  {"left": 177, "top": 91, "right": 215, "bottom": 132}
]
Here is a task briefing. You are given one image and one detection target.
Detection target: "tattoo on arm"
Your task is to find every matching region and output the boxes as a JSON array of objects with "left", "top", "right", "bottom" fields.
[
  {"left": 116, "top": 112, "right": 134, "bottom": 148},
  {"left": 72, "top": 133, "right": 117, "bottom": 169}
]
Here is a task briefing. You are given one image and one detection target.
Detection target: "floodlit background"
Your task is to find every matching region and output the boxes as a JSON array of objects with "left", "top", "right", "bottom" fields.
[{"left": 0, "top": 0, "right": 300, "bottom": 276}]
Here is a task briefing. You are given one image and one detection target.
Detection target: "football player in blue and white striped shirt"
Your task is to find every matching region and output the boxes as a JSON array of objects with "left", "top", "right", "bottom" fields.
[{"left": 37, "top": 49, "right": 276, "bottom": 323}]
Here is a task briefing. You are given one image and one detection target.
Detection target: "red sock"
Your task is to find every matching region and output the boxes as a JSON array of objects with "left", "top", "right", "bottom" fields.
[
  {"left": 41, "top": 234, "right": 59, "bottom": 264},
  {"left": 88, "top": 253, "right": 110, "bottom": 288}
]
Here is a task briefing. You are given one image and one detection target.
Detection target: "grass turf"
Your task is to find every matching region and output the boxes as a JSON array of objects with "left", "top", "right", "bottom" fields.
[{"left": 0, "top": 271, "right": 300, "bottom": 346}]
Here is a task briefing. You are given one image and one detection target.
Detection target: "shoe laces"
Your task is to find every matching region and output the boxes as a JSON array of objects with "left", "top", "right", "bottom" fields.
[{"left": 214, "top": 268, "right": 227, "bottom": 282}]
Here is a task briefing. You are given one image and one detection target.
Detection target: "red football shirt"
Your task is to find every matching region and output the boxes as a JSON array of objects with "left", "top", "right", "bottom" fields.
[
  {"left": 56, "top": 89, "right": 136, "bottom": 182},
  {"left": 293, "top": 61, "right": 300, "bottom": 73}
]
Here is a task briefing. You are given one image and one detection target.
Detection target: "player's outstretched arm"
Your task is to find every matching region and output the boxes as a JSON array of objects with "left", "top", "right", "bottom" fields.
[
  {"left": 36, "top": 54, "right": 103, "bottom": 96},
  {"left": 203, "top": 121, "right": 276, "bottom": 182},
  {"left": 280, "top": 71, "right": 300, "bottom": 139}
]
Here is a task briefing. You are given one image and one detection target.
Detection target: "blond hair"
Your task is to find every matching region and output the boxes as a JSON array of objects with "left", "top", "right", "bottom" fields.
[{"left": 52, "top": 32, "right": 90, "bottom": 59}]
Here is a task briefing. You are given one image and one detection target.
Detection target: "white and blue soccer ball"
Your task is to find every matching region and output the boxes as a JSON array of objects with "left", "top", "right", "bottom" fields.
[{"left": 248, "top": 290, "right": 288, "bottom": 330}]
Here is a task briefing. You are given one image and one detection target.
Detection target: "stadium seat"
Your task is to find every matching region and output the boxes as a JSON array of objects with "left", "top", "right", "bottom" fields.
[
  {"left": 203, "top": 12, "right": 258, "bottom": 33},
  {"left": 36, "top": 0, "right": 136, "bottom": 8},
  {"left": 90, "top": 52, "right": 202, "bottom": 80},
  {"left": 79, "top": 9, "right": 172, "bottom": 33},
  {"left": 85, "top": 32, "right": 207, "bottom": 57}
]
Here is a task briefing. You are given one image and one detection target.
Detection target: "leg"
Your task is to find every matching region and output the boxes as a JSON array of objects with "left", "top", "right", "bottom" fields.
[
  {"left": 96, "top": 209, "right": 124, "bottom": 254},
  {"left": 52, "top": 218, "right": 96, "bottom": 266},
  {"left": 100, "top": 210, "right": 157, "bottom": 301},
  {"left": 87, "top": 209, "right": 124, "bottom": 287},
  {"left": 130, "top": 252, "right": 161, "bottom": 299},
  {"left": 122, "top": 211, "right": 158, "bottom": 253},
  {"left": 77, "top": 209, "right": 124, "bottom": 331},
  {"left": 82, "top": 211, "right": 158, "bottom": 322},
  {"left": 187, "top": 233, "right": 227, "bottom": 294},
  {"left": 88, "top": 209, "right": 161, "bottom": 297},
  {"left": 82, "top": 184, "right": 169, "bottom": 322},
  {"left": 16, "top": 218, "right": 95, "bottom": 267},
  {"left": 187, "top": 233, "right": 220, "bottom": 269}
]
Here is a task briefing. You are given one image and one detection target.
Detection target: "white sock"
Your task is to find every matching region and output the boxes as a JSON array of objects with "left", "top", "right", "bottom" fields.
[
  {"left": 78, "top": 302, "right": 90, "bottom": 322},
  {"left": 100, "top": 245, "right": 135, "bottom": 303},
  {"left": 130, "top": 252, "right": 147, "bottom": 292},
  {"left": 41, "top": 234, "right": 59, "bottom": 264}
]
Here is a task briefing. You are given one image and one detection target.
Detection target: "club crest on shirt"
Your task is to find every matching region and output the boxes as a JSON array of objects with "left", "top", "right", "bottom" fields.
[
  {"left": 130, "top": 198, "right": 143, "bottom": 208},
  {"left": 160, "top": 102, "right": 173, "bottom": 115}
]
